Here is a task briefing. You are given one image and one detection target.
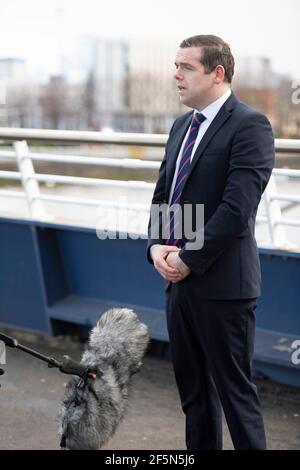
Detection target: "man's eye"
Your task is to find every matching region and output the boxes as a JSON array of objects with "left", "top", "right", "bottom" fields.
[{"left": 174, "top": 65, "right": 193, "bottom": 72}]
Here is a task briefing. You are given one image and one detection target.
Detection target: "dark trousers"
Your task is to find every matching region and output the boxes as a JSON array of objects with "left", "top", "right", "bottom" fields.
[{"left": 166, "top": 279, "right": 266, "bottom": 450}]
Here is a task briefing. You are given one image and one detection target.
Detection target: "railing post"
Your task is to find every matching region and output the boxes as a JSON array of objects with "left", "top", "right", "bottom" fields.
[
  {"left": 14, "top": 140, "right": 48, "bottom": 220},
  {"left": 263, "top": 174, "right": 286, "bottom": 246}
]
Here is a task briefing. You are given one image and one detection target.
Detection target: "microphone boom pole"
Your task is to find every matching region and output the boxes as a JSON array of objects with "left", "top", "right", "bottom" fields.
[{"left": 0, "top": 331, "right": 98, "bottom": 381}]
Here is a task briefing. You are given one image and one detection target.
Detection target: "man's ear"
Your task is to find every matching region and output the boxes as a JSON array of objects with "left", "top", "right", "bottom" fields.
[{"left": 214, "top": 65, "right": 226, "bottom": 84}]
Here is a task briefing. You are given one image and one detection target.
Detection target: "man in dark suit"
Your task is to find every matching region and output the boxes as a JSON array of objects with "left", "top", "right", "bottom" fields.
[{"left": 147, "top": 35, "right": 275, "bottom": 450}]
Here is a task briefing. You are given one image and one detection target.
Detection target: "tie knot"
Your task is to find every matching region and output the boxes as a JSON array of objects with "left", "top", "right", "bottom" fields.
[{"left": 193, "top": 112, "right": 206, "bottom": 127}]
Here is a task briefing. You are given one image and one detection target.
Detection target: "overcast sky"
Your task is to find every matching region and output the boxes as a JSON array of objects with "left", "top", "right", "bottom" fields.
[{"left": 0, "top": 0, "right": 299, "bottom": 79}]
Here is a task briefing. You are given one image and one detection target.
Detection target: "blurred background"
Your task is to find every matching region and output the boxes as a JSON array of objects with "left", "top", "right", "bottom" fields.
[
  {"left": 0, "top": 4, "right": 299, "bottom": 444},
  {"left": 0, "top": 0, "right": 299, "bottom": 137}
]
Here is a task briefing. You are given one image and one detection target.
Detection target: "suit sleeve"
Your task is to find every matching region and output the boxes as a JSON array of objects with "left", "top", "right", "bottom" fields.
[
  {"left": 179, "top": 112, "right": 275, "bottom": 276},
  {"left": 146, "top": 121, "right": 176, "bottom": 264}
]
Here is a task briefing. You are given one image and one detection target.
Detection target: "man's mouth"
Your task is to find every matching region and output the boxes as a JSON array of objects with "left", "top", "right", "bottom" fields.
[{"left": 178, "top": 86, "right": 186, "bottom": 91}]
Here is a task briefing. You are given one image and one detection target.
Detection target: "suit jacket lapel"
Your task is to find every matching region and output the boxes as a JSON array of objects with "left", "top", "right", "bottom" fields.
[
  {"left": 182, "top": 93, "right": 236, "bottom": 192},
  {"left": 165, "top": 92, "right": 237, "bottom": 199}
]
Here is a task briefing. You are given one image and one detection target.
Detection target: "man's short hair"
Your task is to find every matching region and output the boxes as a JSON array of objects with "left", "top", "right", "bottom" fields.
[{"left": 180, "top": 35, "right": 235, "bottom": 84}]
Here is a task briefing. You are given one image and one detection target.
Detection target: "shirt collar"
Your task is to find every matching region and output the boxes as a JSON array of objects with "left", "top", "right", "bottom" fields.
[{"left": 195, "top": 88, "right": 232, "bottom": 122}]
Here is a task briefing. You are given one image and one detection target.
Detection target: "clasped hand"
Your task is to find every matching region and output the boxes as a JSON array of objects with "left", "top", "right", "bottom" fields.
[{"left": 151, "top": 245, "right": 191, "bottom": 283}]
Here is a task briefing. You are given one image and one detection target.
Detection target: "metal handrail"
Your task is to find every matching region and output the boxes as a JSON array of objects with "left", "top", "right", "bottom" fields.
[
  {"left": 36, "top": 194, "right": 149, "bottom": 210},
  {"left": 257, "top": 215, "right": 300, "bottom": 227},
  {"left": 0, "top": 127, "right": 300, "bottom": 152},
  {"left": 0, "top": 150, "right": 161, "bottom": 169},
  {"left": 0, "top": 170, "right": 21, "bottom": 180},
  {"left": 273, "top": 169, "right": 300, "bottom": 178},
  {"left": 0, "top": 129, "right": 299, "bottom": 248},
  {"left": 0, "top": 169, "right": 299, "bottom": 198},
  {"left": 0, "top": 171, "right": 155, "bottom": 189},
  {"left": 0, "top": 128, "right": 166, "bottom": 146}
]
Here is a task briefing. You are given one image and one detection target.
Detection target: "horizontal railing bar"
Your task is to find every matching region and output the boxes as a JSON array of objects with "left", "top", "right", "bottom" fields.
[
  {"left": 0, "top": 190, "right": 26, "bottom": 199},
  {"left": 33, "top": 194, "right": 150, "bottom": 210},
  {"left": 274, "top": 138, "right": 300, "bottom": 152},
  {"left": 0, "top": 190, "right": 299, "bottom": 229},
  {"left": 0, "top": 128, "right": 166, "bottom": 147},
  {"left": 30, "top": 173, "right": 155, "bottom": 190},
  {"left": 1, "top": 192, "right": 299, "bottom": 228},
  {"left": 271, "top": 194, "right": 300, "bottom": 203},
  {"left": 252, "top": 215, "right": 300, "bottom": 227},
  {"left": 29, "top": 153, "right": 161, "bottom": 169},
  {"left": 273, "top": 169, "right": 300, "bottom": 178},
  {"left": 2, "top": 152, "right": 300, "bottom": 176},
  {"left": 0, "top": 170, "right": 21, "bottom": 180},
  {"left": 0, "top": 172, "right": 299, "bottom": 203},
  {"left": 0, "top": 150, "right": 16, "bottom": 159},
  {"left": 0, "top": 128, "right": 300, "bottom": 153},
  {"left": 3, "top": 151, "right": 300, "bottom": 174},
  {"left": 279, "top": 218, "right": 300, "bottom": 227}
]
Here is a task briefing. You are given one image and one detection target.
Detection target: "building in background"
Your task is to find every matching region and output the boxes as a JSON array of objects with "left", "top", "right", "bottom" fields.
[
  {"left": 0, "top": 58, "right": 36, "bottom": 128},
  {"left": 93, "top": 39, "right": 129, "bottom": 129},
  {"left": 53, "top": 36, "right": 129, "bottom": 130},
  {"left": 233, "top": 57, "right": 279, "bottom": 124},
  {"left": 0, "top": 41, "right": 299, "bottom": 137},
  {"left": 233, "top": 57, "right": 299, "bottom": 137},
  {"left": 0, "top": 58, "right": 27, "bottom": 86},
  {"left": 127, "top": 39, "right": 183, "bottom": 132}
]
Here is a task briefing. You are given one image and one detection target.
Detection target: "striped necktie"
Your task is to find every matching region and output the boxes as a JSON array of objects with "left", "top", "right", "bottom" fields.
[{"left": 166, "top": 112, "right": 206, "bottom": 246}]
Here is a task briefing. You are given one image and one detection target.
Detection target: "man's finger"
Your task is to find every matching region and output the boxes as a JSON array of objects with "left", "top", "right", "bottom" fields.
[
  {"left": 156, "top": 259, "right": 179, "bottom": 275},
  {"left": 161, "top": 272, "right": 183, "bottom": 282},
  {"left": 156, "top": 265, "right": 182, "bottom": 280},
  {"left": 163, "top": 246, "right": 180, "bottom": 255}
]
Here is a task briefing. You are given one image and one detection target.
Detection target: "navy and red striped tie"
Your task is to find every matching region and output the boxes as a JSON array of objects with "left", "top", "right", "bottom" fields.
[{"left": 166, "top": 112, "right": 206, "bottom": 246}]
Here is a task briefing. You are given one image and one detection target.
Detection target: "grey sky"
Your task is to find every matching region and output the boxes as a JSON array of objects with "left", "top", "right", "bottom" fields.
[{"left": 0, "top": 0, "right": 299, "bottom": 78}]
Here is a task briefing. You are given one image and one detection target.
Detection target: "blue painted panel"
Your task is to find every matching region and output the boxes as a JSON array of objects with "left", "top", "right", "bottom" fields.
[
  {"left": 253, "top": 361, "right": 300, "bottom": 387},
  {"left": 35, "top": 227, "right": 69, "bottom": 306},
  {"left": 258, "top": 250, "right": 300, "bottom": 335},
  {"left": 0, "top": 221, "right": 49, "bottom": 333},
  {"left": 55, "top": 229, "right": 166, "bottom": 310},
  {"left": 47, "top": 294, "right": 168, "bottom": 341},
  {"left": 0, "top": 217, "right": 299, "bottom": 386}
]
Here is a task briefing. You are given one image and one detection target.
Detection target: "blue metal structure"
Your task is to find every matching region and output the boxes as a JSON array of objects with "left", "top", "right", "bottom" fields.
[{"left": 0, "top": 216, "right": 299, "bottom": 387}]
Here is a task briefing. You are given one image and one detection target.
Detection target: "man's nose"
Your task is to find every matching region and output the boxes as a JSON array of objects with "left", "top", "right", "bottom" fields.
[{"left": 173, "top": 68, "right": 183, "bottom": 81}]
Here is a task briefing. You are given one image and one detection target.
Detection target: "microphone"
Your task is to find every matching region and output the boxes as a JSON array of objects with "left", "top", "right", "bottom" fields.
[{"left": 58, "top": 308, "right": 149, "bottom": 450}]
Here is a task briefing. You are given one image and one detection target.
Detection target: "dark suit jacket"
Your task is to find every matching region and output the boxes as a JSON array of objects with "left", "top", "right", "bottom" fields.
[{"left": 147, "top": 92, "right": 275, "bottom": 299}]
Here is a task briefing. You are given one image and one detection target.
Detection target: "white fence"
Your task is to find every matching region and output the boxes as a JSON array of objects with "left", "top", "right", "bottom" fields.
[{"left": 0, "top": 128, "right": 299, "bottom": 249}]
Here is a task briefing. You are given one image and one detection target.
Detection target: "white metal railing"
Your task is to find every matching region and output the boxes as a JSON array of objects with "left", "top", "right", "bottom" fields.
[
  {"left": 0, "top": 128, "right": 300, "bottom": 249},
  {"left": 0, "top": 150, "right": 161, "bottom": 169},
  {"left": 0, "top": 127, "right": 299, "bottom": 151},
  {"left": 0, "top": 127, "right": 166, "bottom": 146}
]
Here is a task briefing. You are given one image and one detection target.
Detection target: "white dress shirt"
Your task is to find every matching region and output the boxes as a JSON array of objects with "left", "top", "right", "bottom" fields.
[{"left": 168, "top": 88, "right": 232, "bottom": 203}]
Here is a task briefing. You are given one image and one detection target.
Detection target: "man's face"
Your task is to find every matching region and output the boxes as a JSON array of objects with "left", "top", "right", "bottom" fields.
[{"left": 174, "top": 46, "right": 216, "bottom": 110}]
